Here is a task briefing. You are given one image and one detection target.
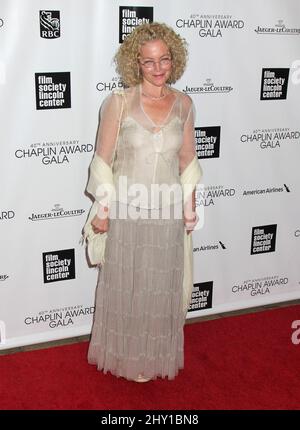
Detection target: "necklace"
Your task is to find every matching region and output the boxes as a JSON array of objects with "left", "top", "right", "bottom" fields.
[{"left": 141, "top": 88, "right": 167, "bottom": 100}]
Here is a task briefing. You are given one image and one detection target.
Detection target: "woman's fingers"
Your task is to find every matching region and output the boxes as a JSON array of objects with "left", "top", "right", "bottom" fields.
[
  {"left": 91, "top": 214, "right": 109, "bottom": 234},
  {"left": 92, "top": 226, "right": 106, "bottom": 234},
  {"left": 184, "top": 212, "right": 199, "bottom": 234}
]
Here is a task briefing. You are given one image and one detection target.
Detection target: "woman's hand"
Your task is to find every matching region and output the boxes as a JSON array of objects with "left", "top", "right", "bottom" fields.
[
  {"left": 91, "top": 214, "right": 109, "bottom": 234},
  {"left": 184, "top": 189, "right": 198, "bottom": 234},
  {"left": 91, "top": 204, "right": 109, "bottom": 234},
  {"left": 184, "top": 211, "right": 198, "bottom": 235}
]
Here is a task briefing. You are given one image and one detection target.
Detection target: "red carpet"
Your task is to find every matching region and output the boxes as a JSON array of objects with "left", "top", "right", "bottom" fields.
[{"left": 1, "top": 304, "right": 299, "bottom": 410}]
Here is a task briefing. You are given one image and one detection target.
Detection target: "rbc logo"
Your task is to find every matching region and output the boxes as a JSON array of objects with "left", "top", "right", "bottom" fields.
[{"left": 40, "top": 10, "right": 60, "bottom": 39}]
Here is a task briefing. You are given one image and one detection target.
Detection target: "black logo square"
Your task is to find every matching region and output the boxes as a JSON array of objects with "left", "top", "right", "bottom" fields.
[
  {"left": 251, "top": 224, "right": 277, "bottom": 255},
  {"left": 43, "top": 248, "right": 75, "bottom": 283},
  {"left": 35, "top": 72, "right": 71, "bottom": 110},
  {"left": 119, "top": 6, "right": 153, "bottom": 43},
  {"left": 260, "top": 68, "right": 289, "bottom": 100},
  {"left": 188, "top": 281, "right": 213, "bottom": 312},
  {"left": 40, "top": 10, "right": 60, "bottom": 39},
  {"left": 195, "top": 126, "right": 221, "bottom": 159}
]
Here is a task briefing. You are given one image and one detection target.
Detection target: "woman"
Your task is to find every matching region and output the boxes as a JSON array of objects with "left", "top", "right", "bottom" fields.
[{"left": 86, "top": 22, "right": 203, "bottom": 382}]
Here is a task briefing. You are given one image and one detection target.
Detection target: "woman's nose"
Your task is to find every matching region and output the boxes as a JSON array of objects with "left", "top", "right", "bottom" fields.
[{"left": 154, "top": 61, "right": 162, "bottom": 71}]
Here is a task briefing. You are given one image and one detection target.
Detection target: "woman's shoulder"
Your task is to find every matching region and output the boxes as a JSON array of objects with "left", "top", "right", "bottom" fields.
[
  {"left": 100, "top": 88, "right": 126, "bottom": 113},
  {"left": 112, "top": 85, "right": 135, "bottom": 96},
  {"left": 171, "top": 86, "right": 192, "bottom": 102},
  {"left": 171, "top": 87, "right": 194, "bottom": 111},
  {"left": 103, "top": 86, "right": 127, "bottom": 101},
  {"left": 109, "top": 88, "right": 125, "bottom": 100},
  {"left": 111, "top": 87, "right": 126, "bottom": 96},
  {"left": 102, "top": 85, "right": 132, "bottom": 102},
  {"left": 108, "top": 85, "right": 136, "bottom": 104}
]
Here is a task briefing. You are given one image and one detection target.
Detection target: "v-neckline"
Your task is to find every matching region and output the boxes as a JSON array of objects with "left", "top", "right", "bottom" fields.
[{"left": 139, "top": 83, "right": 178, "bottom": 129}]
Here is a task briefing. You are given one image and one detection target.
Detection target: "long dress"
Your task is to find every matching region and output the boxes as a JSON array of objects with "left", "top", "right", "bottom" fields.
[{"left": 87, "top": 83, "right": 198, "bottom": 381}]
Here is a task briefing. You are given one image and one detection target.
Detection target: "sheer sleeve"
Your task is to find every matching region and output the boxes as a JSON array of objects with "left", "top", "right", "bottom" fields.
[
  {"left": 178, "top": 95, "right": 197, "bottom": 175},
  {"left": 95, "top": 91, "right": 124, "bottom": 165}
]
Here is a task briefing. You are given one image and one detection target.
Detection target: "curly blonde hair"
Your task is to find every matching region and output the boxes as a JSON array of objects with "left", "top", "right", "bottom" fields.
[{"left": 113, "top": 22, "right": 188, "bottom": 87}]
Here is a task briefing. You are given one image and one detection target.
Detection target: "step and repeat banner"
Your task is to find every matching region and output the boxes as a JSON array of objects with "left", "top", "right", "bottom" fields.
[{"left": 1, "top": 0, "right": 300, "bottom": 350}]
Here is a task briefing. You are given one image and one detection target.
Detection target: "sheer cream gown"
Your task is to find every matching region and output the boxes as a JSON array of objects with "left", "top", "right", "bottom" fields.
[{"left": 87, "top": 83, "right": 197, "bottom": 381}]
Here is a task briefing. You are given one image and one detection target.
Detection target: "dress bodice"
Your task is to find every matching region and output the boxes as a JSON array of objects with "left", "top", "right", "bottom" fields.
[{"left": 95, "top": 83, "right": 198, "bottom": 208}]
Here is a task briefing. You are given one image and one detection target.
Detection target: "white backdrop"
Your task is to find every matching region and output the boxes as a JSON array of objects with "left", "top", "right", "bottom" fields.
[{"left": 1, "top": 0, "right": 300, "bottom": 350}]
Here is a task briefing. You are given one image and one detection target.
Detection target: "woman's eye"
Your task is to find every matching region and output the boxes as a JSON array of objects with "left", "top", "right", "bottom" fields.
[{"left": 144, "top": 61, "right": 154, "bottom": 67}]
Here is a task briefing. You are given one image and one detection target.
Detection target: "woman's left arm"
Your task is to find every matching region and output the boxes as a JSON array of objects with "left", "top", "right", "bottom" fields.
[{"left": 178, "top": 96, "right": 198, "bottom": 233}]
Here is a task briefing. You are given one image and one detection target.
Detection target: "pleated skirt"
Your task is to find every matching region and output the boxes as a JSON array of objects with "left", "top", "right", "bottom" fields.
[{"left": 87, "top": 200, "right": 185, "bottom": 381}]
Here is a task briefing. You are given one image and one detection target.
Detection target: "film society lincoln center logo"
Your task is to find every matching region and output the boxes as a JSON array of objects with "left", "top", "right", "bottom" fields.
[
  {"left": 251, "top": 224, "right": 277, "bottom": 255},
  {"left": 35, "top": 72, "right": 71, "bottom": 110},
  {"left": 260, "top": 68, "right": 289, "bottom": 100},
  {"left": 43, "top": 249, "right": 75, "bottom": 283},
  {"left": 119, "top": 6, "right": 153, "bottom": 43},
  {"left": 195, "top": 126, "right": 221, "bottom": 159}
]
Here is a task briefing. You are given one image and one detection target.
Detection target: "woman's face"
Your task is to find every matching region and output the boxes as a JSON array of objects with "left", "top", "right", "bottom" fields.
[{"left": 138, "top": 39, "right": 172, "bottom": 87}]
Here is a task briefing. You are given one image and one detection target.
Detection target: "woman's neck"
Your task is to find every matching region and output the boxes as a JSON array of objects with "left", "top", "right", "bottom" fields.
[{"left": 140, "top": 81, "right": 168, "bottom": 99}]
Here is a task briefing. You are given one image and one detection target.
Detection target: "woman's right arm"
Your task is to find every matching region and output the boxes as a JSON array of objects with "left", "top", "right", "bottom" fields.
[{"left": 91, "top": 92, "right": 123, "bottom": 234}]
